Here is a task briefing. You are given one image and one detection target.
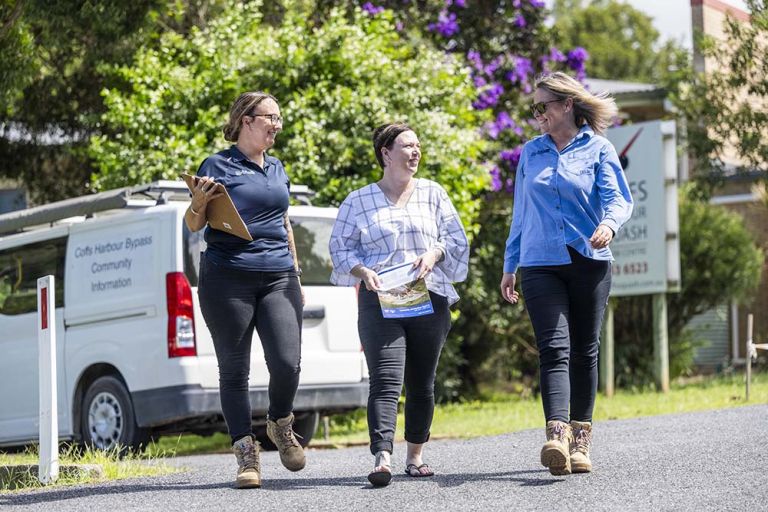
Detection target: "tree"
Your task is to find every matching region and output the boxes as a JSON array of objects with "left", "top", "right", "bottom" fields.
[
  {"left": 552, "top": 0, "right": 688, "bottom": 84},
  {"left": 613, "top": 185, "right": 764, "bottom": 386},
  {"left": 674, "top": 0, "right": 768, "bottom": 181},
  {"left": 0, "top": 0, "right": 231, "bottom": 203},
  {"left": 89, "top": 1, "right": 489, "bottom": 225}
]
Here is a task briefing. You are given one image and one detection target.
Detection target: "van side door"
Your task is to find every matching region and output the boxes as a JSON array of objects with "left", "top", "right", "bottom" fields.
[{"left": 0, "top": 233, "right": 69, "bottom": 443}]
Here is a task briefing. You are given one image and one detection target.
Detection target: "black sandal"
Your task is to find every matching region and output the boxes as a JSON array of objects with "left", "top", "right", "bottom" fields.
[
  {"left": 367, "top": 467, "right": 393, "bottom": 487},
  {"left": 404, "top": 463, "right": 434, "bottom": 477}
]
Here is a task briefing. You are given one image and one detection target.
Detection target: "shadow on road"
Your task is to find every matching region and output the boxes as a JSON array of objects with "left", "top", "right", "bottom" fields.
[{"left": 1, "top": 468, "right": 560, "bottom": 504}]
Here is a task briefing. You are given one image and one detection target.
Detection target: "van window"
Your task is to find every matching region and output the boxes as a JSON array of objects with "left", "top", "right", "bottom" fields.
[
  {"left": 0, "top": 237, "right": 66, "bottom": 315},
  {"left": 290, "top": 217, "right": 335, "bottom": 286},
  {"left": 183, "top": 224, "right": 206, "bottom": 287},
  {"left": 182, "top": 217, "right": 335, "bottom": 287}
]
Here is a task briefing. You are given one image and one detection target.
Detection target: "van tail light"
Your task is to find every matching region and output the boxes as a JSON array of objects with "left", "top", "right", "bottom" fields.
[{"left": 166, "top": 272, "right": 197, "bottom": 357}]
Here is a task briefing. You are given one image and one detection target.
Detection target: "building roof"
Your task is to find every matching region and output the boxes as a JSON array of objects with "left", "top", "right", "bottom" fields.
[{"left": 584, "top": 78, "right": 665, "bottom": 96}]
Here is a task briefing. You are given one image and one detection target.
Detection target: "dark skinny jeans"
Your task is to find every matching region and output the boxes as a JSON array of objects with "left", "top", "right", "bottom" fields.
[
  {"left": 357, "top": 286, "right": 452, "bottom": 455},
  {"left": 520, "top": 246, "right": 611, "bottom": 424},
  {"left": 198, "top": 254, "right": 303, "bottom": 443}
]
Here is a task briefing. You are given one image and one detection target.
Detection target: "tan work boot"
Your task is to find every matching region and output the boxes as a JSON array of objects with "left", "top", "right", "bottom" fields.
[
  {"left": 540, "top": 420, "right": 572, "bottom": 475},
  {"left": 570, "top": 420, "right": 593, "bottom": 473},
  {"left": 232, "top": 435, "right": 261, "bottom": 488},
  {"left": 266, "top": 413, "right": 306, "bottom": 471}
]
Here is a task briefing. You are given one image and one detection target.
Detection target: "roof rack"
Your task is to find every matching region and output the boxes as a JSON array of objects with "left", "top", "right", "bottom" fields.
[{"left": 0, "top": 179, "right": 316, "bottom": 236}]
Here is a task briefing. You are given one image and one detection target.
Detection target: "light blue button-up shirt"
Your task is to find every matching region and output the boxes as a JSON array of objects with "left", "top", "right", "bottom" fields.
[{"left": 503, "top": 125, "right": 633, "bottom": 273}]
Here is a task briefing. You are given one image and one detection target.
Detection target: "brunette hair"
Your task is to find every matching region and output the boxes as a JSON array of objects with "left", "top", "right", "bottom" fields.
[
  {"left": 372, "top": 122, "right": 414, "bottom": 168},
  {"left": 222, "top": 91, "right": 278, "bottom": 142}
]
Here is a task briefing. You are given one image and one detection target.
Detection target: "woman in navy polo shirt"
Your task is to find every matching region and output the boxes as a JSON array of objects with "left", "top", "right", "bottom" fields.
[
  {"left": 500, "top": 73, "right": 633, "bottom": 476},
  {"left": 185, "top": 91, "right": 304, "bottom": 489}
]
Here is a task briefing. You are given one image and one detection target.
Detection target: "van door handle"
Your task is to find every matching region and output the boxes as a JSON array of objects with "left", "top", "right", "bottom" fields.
[{"left": 303, "top": 305, "right": 325, "bottom": 320}]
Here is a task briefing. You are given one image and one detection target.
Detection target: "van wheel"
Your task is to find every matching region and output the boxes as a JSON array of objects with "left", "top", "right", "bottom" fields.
[
  {"left": 255, "top": 412, "right": 319, "bottom": 451},
  {"left": 80, "top": 376, "right": 150, "bottom": 453}
]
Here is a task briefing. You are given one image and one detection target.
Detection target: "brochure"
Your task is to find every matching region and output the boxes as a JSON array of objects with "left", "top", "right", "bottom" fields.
[{"left": 376, "top": 261, "right": 434, "bottom": 318}]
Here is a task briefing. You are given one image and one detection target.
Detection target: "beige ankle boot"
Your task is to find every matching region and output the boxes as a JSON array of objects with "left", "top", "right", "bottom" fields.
[
  {"left": 570, "top": 420, "right": 593, "bottom": 473},
  {"left": 267, "top": 413, "right": 306, "bottom": 471},
  {"left": 541, "top": 420, "right": 572, "bottom": 475},
  {"left": 232, "top": 436, "right": 261, "bottom": 488}
]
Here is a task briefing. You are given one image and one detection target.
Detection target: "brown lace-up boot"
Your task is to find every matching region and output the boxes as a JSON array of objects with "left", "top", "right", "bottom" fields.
[
  {"left": 541, "top": 420, "right": 573, "bottom": 475},
  {"left": 570, "top": 420, "right": 593, "bottom": 473},
  {"left": 232, "top": 435, "right": 261, "bottom": 488},
  {"left": 266, "top": 413, "right": 306, "bottom": 471}
]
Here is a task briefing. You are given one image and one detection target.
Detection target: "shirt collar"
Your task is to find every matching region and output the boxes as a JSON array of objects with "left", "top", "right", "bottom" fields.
[
  {"left": 539, "top": 124, "right": 594, "bottom": 151},
  {"left": 228, "top": 145, "right": 274, "bottom": 169}
]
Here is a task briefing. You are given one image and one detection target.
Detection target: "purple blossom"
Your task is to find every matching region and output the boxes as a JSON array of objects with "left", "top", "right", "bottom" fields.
[
  {"left": 361, "top": 2, "right": 384, "bottom": 15},
  {"left": 505, "top": 178, "right": 514, "bottom": 193},
  {"left": 505, "top": 56, "right": 533, "bottom": 85},
  {"left": 513, "top": 0, "right": 522, "bottom": 7},
  {"left": 489, "top": 166, "right": 503, "bottom": 192},
  {"left": 500, "top": 146, "right": 523, "bottom": 168},
  {"left": 567, "top": 47, "right": 589, "bottom": 80},
  {"left": 485, "top": 112, "right": 524, "bottom": 139},
  {"left": 472, "top": 82, "right": 504, "bottom": 110},
  {"left": 445, "top": 0, "right": 467, "bottom": 6},
  {"left": 467, "top": 50, "right": 484, "bottom": 71},
  {"left": 428, "top": 10, "right": 460, "bottom": 37},
  {"left": 549, "top": 47, "right": 567, "bottom": 62},
  {"left": 514, "top": 14, "right": 527, "bottom": 28},
  {"left": 528, "top": 0, "right": 546, "bottom": 7},
  {"left": 483, "top": 56, "right": 504, "bottom": 76},
  {"left": 473, "top": 75, "right": 487, "bottom": 88},
  {"left": 395, "top": 20, "right": 404, "bottom": 31}
]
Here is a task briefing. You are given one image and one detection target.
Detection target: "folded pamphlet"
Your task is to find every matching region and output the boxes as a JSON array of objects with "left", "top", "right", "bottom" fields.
[{"left": 376, "top": 261, "right": 434, "bottom": 318}]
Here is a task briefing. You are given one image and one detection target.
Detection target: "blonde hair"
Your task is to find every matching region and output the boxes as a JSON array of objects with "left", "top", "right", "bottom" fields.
[
  {"left": 535, "top": 72, "right": 617, "bottom": 135},
  {"left": 222, "top": 91, "right": 278, "bottom": 142}
]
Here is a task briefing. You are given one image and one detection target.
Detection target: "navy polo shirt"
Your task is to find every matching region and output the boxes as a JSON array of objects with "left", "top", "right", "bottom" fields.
[{"left": 196, "top": 145, "right": 294, "bottom": 271}]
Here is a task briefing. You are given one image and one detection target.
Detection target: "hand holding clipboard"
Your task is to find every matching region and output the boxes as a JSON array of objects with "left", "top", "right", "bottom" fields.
[{"left": 181, "top": 173, "right": 253, "bottom": 241}]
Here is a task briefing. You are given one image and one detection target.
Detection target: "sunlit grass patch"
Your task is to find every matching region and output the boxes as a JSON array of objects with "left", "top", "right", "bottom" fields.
[{"left": 0, "top": 443, "right": 179, "bottom": 493}]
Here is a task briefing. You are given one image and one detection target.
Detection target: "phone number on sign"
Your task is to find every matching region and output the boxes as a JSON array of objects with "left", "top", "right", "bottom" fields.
[{"left": 611, "top": 262, "right": 649, "bottom": 275}]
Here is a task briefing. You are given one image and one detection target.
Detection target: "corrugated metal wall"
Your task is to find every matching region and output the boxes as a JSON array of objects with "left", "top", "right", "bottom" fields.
[{"left": 688, "top": 305, "right": 731, "bottom": 371}]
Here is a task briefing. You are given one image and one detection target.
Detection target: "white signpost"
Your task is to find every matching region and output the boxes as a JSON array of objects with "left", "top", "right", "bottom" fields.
[
  {"left": 37, "top": 275, "right": 59, "bottom": 485},
  {"left": 603, "top": 120, "right": 681, "bottom": 393}
]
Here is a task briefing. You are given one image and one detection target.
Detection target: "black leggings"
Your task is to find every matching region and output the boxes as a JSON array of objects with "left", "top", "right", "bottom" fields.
[
  {"left": 520, "top": 246, "right": 611, "bottom": 424},
  {"left": 357, "top": 286, "right": 452, "bottom": 455},
  {"left": 198, "top": 255, "right": 302, "bottom": 443}
]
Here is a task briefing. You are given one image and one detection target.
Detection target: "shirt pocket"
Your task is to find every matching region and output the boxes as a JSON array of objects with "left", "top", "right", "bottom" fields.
[{"left": 563, "top": 154, "right": 596, "bottom": 176}]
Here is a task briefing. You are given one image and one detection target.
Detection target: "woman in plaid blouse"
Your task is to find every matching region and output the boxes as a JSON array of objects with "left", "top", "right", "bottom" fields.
[{"left": 329, "top": 122, "right": 469, "bottom": 487}]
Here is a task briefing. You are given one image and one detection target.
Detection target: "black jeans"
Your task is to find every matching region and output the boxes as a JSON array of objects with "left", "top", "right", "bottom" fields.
[
  {"left": 520, "top": 246, "right": 611, "bottom": 424},
  {"left": 198, "top": 254, "right": 303, "bottom": 443},
  {"left": 357, "top": 286, "right": 452, "bottom": 455}
]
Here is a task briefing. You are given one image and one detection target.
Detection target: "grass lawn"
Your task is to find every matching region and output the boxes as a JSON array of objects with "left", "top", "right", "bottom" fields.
[{"left": 153, "top": 370, "right": 768, "bottom": 452}]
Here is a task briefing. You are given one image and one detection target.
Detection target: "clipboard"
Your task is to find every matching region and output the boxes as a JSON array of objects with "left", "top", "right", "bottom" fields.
[{"left": 181, "top": 173, "right": 253, "bottom": 241}]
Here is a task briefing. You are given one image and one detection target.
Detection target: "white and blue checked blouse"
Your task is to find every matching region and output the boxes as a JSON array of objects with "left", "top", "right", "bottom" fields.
[{"left": 329, "top": 178, "right": 469, "bottom": 305}]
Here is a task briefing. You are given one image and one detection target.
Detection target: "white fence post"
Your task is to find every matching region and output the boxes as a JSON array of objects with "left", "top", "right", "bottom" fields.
[
  {"left": 745, "top": 313, "right": 768, "bottom": 401},
  {"left": 37, "top": 275, "right": 59, "bottom": 485}
]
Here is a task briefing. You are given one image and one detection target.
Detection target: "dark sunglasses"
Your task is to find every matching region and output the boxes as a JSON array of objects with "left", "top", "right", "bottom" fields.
[{"left": 530, "top": 99, "right": 565, "bottom": 116}]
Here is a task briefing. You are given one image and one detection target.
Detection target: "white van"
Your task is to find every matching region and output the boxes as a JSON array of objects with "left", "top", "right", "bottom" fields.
[{"left": 0, "top": 181, "right": 367, "bottom": 451}]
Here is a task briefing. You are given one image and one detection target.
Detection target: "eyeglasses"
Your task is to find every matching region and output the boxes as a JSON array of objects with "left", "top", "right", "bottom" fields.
[
  {"left": 249, "top": 114, "right": 283, "bottom": 125},
  {"left": 530, "top": 99, "right": 564, "bottom": 116}
]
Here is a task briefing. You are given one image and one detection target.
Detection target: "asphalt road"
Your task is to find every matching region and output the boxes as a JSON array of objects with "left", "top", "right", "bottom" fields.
[{"left": 3, "top": 405, "right": 766, "bottom": 511}]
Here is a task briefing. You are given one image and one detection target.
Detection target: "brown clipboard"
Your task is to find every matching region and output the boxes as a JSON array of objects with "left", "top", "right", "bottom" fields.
[{"left": 181, "top": 173, "right": 253, "bottom": 241}]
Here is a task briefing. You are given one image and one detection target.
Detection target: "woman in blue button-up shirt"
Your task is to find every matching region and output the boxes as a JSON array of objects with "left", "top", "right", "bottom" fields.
[{"left": 500, "top": 72, "right": 633, "bottom": 476}]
